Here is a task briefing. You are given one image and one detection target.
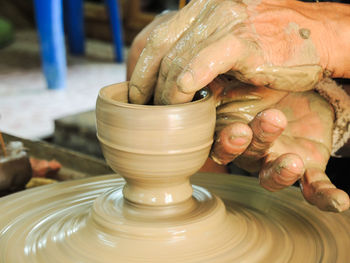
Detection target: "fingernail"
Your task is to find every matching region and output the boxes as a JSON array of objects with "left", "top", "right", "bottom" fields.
[
  {"left": 210, "top": 154, "right": 225, "bottom": 165},
  {"left": 229, "top": 135, "right": 249, "bottom": 146},
  {"left": 260, "top": 120, "right": 283, "bottom": 134},
  {"left": 177, "top": 71, "right": 194, "bottom": 94},
  {"left": 278, "top": 154, "right": 304, "bottom": 175},
  {"left": 258, "top": 109, "right": 287, "bottom": 132}
]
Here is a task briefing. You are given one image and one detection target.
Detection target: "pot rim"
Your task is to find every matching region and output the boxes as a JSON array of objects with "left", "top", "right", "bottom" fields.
[{"left": 98, "top": 82, "right": 212, "bottom": 109}]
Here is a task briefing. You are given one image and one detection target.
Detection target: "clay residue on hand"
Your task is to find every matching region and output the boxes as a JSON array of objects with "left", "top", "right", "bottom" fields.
[
  {"left": 299, "top": 28, "right": 311, "bottom": 39},
  {"left": 233, "top": 64, "right": 323, "bottom": 92},
  {"left": 283, "top": 22, "right": 319, "bottom": 66},
  {"left": 229, "top": 21, "right": 323, "bottom": 92}
]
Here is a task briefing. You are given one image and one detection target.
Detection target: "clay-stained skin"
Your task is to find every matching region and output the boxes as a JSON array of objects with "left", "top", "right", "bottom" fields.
[
  {"left": 129, "top": 0, "right": 219, "bottom": 104},
  {"left": 211, "top": 76, "right": 333, "bottom": 170},
  {"left": 128, "top": 0, "right": 334, "bottom": 105},
  {"left": 126, "top": 0, "right": 350, "bottom": 211},
  {"left": 208, "top": 76, "right": 350, "bottom": 212},
  {"left": 235, "top": 65, "right": 322, "bottom": 92}
]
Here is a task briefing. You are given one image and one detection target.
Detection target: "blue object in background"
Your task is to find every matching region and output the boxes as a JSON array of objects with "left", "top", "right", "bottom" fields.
[
  {"left": 34, "top": 0, "right": 67, "bottom": 90},
  {"left": 105, "top": 0, "right": 124, "bottom": 62},
  {"left": 33, "top": 0, "right": 124, "bottom": 90},
  {"left": 64, "top": 0, "right": 85, "bottom": 55}
]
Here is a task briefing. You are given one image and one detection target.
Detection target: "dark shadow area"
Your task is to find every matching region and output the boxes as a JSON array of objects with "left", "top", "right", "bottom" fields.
[{"left": 326, "top": 157, "right": 350, "bottom": 194}]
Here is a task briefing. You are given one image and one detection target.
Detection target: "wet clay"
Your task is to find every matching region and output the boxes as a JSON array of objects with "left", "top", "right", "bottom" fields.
[
  {"left": 231, "top": 64, "right": 323, "bottom": 93},
  {"left": 1, "top": 82, "right": 350, "bottom": 262},
  {"left": 96, "top": 82, "right": 216, "bottom": 206},
  {"left": 1, "top": 173, "right": 350, "bottom": 262}
]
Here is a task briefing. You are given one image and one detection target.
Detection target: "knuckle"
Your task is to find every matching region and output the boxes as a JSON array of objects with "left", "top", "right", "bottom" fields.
[
  {"left": 172, "top": 57, "right": 186, "bottom": 71},
  {"left": 147, "top": 24, "right": 168, "bottom": 50},
  {"left": 160, "top": 56, "right": 173, "bottom": 78},
  {"left": 160, "top": 55, "right": 186, "bottom": 79}
]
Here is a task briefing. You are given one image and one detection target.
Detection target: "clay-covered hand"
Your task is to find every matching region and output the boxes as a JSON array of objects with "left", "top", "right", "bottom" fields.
[
  {"left": 209, "top": 75, "right": 349, "bottom": 212},
  {"left": 129, "top": 0, "right": 349, "bottom": 105}
]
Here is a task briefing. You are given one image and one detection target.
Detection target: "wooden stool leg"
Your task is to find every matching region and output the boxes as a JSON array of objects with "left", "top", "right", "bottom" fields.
[{"left": 34, "top": 0, "right": 67, "bottom": 89}]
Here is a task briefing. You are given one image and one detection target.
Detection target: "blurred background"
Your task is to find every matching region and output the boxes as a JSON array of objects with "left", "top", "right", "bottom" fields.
[
  {"left": 0, "top": 0, "right": 179, "bottom": 141},
  {"left": 0, "top": 0, "right": 185, "bottom": 193}
]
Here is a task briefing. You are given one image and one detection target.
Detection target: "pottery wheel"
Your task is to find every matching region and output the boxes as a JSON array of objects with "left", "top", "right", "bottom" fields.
[{"left": 0, "top": 172, "right": 349, "bottom": 263}]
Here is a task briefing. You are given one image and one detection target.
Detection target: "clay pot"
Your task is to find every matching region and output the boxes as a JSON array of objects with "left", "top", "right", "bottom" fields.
[
  {"left": 1, "top": 82, "right": 349, "bottom": 262},
  {"left": 96, "top": 82, "right": 216, "bottom": 206}
]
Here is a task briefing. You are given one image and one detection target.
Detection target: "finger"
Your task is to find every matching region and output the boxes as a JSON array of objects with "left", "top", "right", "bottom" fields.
[
  {"left": 243, "top": 109, "right": 287, "bottom": 159},
  {"left": 300, "top": 168, "right": 350, "bottom": 212},
  {"left": 129, "top": 0, "right": 215, "bottom": 104},
  {"left": 210, "top": 122, "right": 253, "bottom": 165},
  {"left": 199, "top": 158, "right": 229, "bottom": 173},
  {"left": 259, "top": 153, "right": 304, "bottom": 192},
  {"left": 154, "top": 56, "right": 196, "bottom": 105},
  {"left": 128, "top": 27, "right": 181, "bottom": 104},
  {"left": 175, "top": 34, "right": 246, "bottom": 99},
  {"left": 127, "top": 11, "right": 177, "bottom": 80},
  {"left": 154, "top": 1, "right": 246, "bottom": 104}
]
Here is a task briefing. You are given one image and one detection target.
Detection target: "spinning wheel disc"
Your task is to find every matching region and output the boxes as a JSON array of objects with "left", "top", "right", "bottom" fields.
[{"left": 0, "top": 173, "right": 349, "bottom": 262}]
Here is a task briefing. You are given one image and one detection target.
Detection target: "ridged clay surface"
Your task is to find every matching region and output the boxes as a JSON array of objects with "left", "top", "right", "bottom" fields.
[
  {"left": 1, "top": 82, "right": 349, "bottom": 262},
  {"left": 0, "top": 173, "right": 349, "bottom": 262}
]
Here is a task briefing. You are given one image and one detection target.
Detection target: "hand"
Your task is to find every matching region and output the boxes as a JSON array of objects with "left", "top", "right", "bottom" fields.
[
  {"left": 129, "top": 0, "right": 350, "bottom": 105},
  {"left": 127, "top": 11, "right": 177, "bottom": 81},
  {"left": 126, "top": 1, "right": 350, "bottom": 211},
  {"left": 209, "top": 75, "right": 349, "bottom": 212}
]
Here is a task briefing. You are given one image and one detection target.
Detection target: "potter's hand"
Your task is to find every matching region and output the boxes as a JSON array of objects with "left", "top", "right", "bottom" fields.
[
  {"left": 209, "top": 76, "right": 350, "bottom": 212},
  {"left": 128, "top": 0, "right": 350, "bottom": 105}
]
